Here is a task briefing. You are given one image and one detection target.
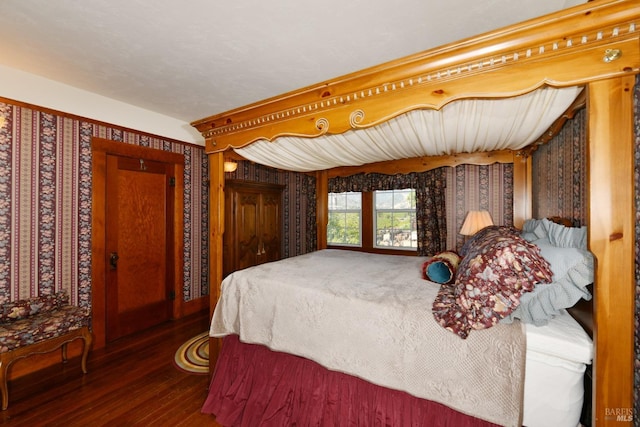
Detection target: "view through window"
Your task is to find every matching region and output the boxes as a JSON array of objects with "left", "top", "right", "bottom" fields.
[
  {"left": 327, "top": 189, "right": 417, "bottom": 250},
  {"left": 327, "top": 192, "right": 362, "bottom": 246},
  {"left": 374, "top": 189, "right": 416, "bottom": 249}
]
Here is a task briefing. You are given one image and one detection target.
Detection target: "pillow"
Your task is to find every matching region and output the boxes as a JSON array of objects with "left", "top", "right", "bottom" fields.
[
  {"left": 520, "top": 218, "right": 548, "bottom": 242},
  {"left": 546, "top": 222, "right": 587, "bottom": 249},
  {"left": 432, "top": 226, "right": 554, "bottom": 339},
  {"left": 0, "top": 291, "right": 68, "bottom": 322},
  {"left": 501, "top": 237, "right": 593, "bottom": 325},
  {"left": 520, "top": 218, "right": 587, "bottom": 249},
  {"left": 422, "top": 251, "right": 461, "bottom": 284}
]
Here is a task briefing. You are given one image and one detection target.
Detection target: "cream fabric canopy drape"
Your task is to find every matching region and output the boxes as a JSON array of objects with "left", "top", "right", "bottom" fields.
[{"left": 235, "top": 86, "right": 583, "bottom": 172}]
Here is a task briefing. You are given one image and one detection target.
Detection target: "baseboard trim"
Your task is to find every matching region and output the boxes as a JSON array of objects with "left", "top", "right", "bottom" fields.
[{"left": 182, "top": 296, "right": 209, "bottom": 317}]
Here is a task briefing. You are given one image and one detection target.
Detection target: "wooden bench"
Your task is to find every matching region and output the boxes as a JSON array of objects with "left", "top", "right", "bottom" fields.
[{"left": 0, "top": 291, "right": 92, "bottom": 410}]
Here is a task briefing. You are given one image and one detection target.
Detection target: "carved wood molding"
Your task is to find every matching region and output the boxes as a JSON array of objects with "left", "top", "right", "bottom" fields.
[
  {"left": 192, "top": 0, "right": 640, "bottom": 154},
  {"left": 327, "top": 150, "right": 516, "bottom": 178}
]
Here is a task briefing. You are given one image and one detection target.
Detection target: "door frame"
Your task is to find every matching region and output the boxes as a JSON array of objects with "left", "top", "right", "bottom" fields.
[{"left": 92, "top": 138, "right": 184, "bottom": 349}]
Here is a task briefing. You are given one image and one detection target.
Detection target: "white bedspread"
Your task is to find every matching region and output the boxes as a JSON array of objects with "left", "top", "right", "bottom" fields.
[{"left": 211, "top": 249, "right": 526, "bottom": 426}]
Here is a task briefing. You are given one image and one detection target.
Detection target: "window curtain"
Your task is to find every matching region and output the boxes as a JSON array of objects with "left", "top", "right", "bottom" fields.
[{"left": 328, "top": 168, "right": 447, "bottom": 255}]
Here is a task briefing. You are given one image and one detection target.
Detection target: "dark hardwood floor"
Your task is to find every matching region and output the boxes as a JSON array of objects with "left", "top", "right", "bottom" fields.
[{"left": 0, "top": 310, "right": 221, "bottom": 426}]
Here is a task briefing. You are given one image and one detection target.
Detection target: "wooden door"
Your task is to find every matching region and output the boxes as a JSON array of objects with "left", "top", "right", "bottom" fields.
[{"left": 105, "top": 155, "right": 174, "bottom": 341}]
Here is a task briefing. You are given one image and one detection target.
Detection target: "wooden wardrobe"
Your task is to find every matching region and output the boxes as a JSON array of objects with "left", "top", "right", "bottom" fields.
[{"left": 223, "top": 180, "right": 285, "bottom": 277}]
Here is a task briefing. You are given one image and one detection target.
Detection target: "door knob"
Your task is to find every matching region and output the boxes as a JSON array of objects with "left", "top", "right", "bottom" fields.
[{"left": 109, "top": 252, "right": 120, "bottom": 270}]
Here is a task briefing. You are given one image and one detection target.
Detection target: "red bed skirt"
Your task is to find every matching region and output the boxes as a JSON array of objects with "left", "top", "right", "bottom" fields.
[{"left": 202, "top": 335, "right": 500, "bottom": 426}]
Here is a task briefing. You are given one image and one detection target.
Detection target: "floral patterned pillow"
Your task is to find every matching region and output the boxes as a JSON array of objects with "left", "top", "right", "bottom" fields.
[
  {"left": 0, "top": 291, "right": 69, "bottom": 322},
  {"left": 432, "top": 226, "right": 553, "bottom": 338}
]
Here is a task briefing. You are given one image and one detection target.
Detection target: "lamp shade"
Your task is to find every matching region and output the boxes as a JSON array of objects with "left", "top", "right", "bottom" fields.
[{"left": 460, "top": 210, "right": 493, "bottom": 236}]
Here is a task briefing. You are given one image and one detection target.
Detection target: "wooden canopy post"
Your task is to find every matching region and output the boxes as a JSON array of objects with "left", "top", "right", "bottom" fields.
[
  {"left": 512, "top": 152, "right": 532, "bottom": 229},
  {"left": 316, "top": 170, "right": 328, "bottom": 250},
  {"left": 208, "top": 152, "right": 225, "bottom": 371},
  {"left": 587, "top": 75, "right": 636, "bottom": 426}
]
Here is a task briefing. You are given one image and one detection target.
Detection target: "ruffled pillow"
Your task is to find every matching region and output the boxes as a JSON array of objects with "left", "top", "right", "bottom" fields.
[
  {"left": 503, "top": 237, "right": 593, "bottom": 325},
  {"left": 520, "top": 218, "right": 587, "bottom": 249},
  {"left": 547, "top": 222, "right": 587, "bottom": 249}
]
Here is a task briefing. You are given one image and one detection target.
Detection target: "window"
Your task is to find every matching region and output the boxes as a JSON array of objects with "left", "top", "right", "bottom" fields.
[
  {"left": 327, "top": 192, "right": 362, "bottom": 246},
  {"left": 374, "top": 189, "right": 417, "bottom": 249},
  {"left": 327, "top": 189, "right": 417, "bottom": 251}
]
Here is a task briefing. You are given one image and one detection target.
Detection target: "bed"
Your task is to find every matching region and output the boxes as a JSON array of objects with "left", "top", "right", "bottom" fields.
[
  {"left": 192, "top": 1, "right": 639, "bottom": 425},
  {"left": 202, "top": 219, "right": 594, "bottom": 426}
]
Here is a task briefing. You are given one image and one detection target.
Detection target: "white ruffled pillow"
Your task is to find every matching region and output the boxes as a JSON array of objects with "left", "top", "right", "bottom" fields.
[
  {"left": 547, "top": 222, "right": 587, "bottom": 249},
  {"left": 504, "top": 219, "right": 593, "bottom": 325},
  {"left": 520, "top": 218, "right": 587, "bottom": 249}
]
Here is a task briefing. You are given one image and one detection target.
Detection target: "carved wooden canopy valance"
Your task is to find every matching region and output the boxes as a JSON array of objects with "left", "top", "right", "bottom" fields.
[{"left": 192, "top": 0, "right": 640, "bottom": 156}]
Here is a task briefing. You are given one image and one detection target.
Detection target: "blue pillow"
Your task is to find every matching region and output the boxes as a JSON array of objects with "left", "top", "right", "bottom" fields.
[
  {"left": 426, "top": 261, "right": 454, "bottom": 284},
  {"left": 421, "top": 251, "right": 461, "bottom": 284}
]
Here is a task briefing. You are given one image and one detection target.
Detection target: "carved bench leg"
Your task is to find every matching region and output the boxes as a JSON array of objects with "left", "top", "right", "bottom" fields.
[
  {"left": 0, "top": 355, "right": 9, "bottom": 411},
  {"left": 80, "top": 327, "right": 92, "bottom": 374}
]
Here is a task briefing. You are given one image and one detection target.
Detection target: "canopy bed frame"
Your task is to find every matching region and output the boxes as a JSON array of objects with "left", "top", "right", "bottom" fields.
[{"left": 192, "top": 1, "right": 639, "bottom": 425}]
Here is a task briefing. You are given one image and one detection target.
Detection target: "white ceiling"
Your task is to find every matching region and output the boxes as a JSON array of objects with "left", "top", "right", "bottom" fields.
[{"left": 0, "top": 0, "right": 584, "bottom": 142}]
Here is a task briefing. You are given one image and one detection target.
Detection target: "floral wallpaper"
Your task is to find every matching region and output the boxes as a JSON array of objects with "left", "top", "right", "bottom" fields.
[
  {"left": 531, "top": 108, "right": 587, "bottom": 225},
  {"left": 0, "top": 100, "right": 209, "bottom": 308},
  {"left": 446, "top": 163, "right": 513, "bottom": 252}
]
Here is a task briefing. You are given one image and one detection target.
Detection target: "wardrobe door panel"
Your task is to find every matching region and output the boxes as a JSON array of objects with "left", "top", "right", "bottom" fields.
[
  {"left": 236, "top": 191, "right": 261, "bottom": 271},
  {"left": 224, "top": 181, "right": 284, "bottom": 276},
  {"left": 260, "top": 190, "right": 282, "bottom": 264}
]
